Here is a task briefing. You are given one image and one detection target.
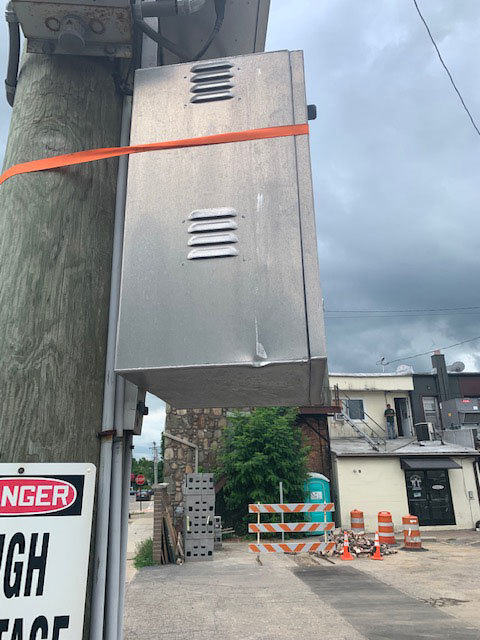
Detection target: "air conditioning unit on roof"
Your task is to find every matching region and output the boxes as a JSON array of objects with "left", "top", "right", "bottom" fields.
[{"left": 414, "top": 422, "right": 435, "bottom": 441}]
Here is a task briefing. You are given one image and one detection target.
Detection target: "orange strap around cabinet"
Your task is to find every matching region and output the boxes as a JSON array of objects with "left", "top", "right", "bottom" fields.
[{"left": 0, "top": 124, "right": 309, "bottom": 186}]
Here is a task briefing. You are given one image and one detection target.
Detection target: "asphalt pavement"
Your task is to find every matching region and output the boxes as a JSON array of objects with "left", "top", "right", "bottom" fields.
[
  {"left": 294, "top": 564, "right": 480, "bottom": 640},
  {"left": 124, "top": 540, "right": 480, "bottom": 640},
  {"left": 129, "top": 493, "right": 154, "bottom": 514}
]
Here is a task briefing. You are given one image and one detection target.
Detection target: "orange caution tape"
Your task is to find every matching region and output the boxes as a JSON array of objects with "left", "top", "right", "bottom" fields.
[{"left": 0, "top": 123, "right": 309, "bottom": 186}]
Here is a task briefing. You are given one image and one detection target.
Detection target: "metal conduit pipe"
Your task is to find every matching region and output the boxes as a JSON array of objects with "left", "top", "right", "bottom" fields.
[
  {"left": 134, "top": 0, "right": 206, "bottom": 19},
  {"left": 164, "top": 432, "right": 199, "bottom": 472},
  {"left": 134, "top": 18, "right": 188, "bottom": 61},
  {"left": 117, "top": 432, "right": 134, "bottom": 639},
  {"left": 5, "top": 3, "right": 20, "bottom": 107},
  {"left": 90, "top": 95, "right": 132, "bottom": 640},
  {"left": 105, "top": 375, "right": 125, "bottom": 640},
  {"left": 176, "top": 0, "right": 206, "bottom": 14}
]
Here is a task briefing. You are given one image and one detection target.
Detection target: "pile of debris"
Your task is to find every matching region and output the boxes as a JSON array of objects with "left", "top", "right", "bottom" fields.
[{"left": 329, "top": 530, "right": 398, "bottom": 558}]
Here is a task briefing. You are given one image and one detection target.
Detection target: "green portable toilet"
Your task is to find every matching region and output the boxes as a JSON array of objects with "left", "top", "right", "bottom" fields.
[{"left": 304, "top": 472, "right": 332, "bottom": 533}]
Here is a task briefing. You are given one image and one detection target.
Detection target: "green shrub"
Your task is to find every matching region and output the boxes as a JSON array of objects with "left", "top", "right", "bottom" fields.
[
  {"left": 133, "top": 537, "right": 154, "bottom": 568},
  {"left": 218, "top": 407, "right": 309, "bottom": 533}
]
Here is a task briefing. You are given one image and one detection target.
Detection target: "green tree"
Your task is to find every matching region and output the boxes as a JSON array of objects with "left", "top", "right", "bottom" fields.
[
  {"left": 131, "top": 456, "right": 163, "bottom": 488},
  {"left": 218, "top": 407, "right": 309, "bottom": 532}
]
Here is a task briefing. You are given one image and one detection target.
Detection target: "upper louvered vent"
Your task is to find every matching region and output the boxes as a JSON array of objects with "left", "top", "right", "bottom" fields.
[
  {"left": 187, "top": 207, "right": 238, "bottom": 260},
  {"left": 190, "top": 61, "right": 234, "bottom": 104}
]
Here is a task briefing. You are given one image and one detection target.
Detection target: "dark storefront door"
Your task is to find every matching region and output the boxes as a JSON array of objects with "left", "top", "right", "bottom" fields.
[{"left": 405, "top": 469, "right": 456, "bottom": 526}]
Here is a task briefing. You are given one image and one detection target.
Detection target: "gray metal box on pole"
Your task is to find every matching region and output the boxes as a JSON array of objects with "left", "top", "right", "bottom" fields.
[{"left": 115, "top": 50, "right": 327, "bottom": 408}]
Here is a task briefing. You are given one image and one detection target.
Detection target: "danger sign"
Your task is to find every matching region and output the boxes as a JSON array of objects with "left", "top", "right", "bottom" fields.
[{"left": 0, "top": 463, "right": 95, "bottom": 640}]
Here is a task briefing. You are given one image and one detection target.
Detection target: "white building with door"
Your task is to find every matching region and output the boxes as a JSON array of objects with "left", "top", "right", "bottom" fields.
[
  {"left": 327, "top": 373, "right": 480, "bottom": 531},
  {"left": 330, "top": 438, "right": 480, "bottom": 532},
  {"left": 329, "top": 372, "right": 414, "bottom": 439}
]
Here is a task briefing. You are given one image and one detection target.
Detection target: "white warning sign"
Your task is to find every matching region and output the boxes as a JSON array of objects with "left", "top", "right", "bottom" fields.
[{"left": 0, "top": 463, "right": 95, "bottom": 639}]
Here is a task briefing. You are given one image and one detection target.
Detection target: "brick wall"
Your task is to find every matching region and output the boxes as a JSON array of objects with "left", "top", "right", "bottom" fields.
[
  {"left": 298, "top": 414, "right": 331, "bottom": 477},
  {"left": 152, "top": 483, "right": 169, "bottom": 565}
]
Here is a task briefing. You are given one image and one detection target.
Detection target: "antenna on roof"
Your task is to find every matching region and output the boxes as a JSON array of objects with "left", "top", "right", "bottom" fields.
[{"left": 377, "top": 357, "right": 386, "bottom": 372}]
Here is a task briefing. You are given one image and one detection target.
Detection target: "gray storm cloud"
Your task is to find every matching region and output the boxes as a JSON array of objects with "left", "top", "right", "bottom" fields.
[{"left": 1, "top": 1, "right": 479, "bottom": 375}]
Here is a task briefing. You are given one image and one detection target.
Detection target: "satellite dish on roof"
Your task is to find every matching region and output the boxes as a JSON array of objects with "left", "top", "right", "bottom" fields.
[
  {"left": 447, "top": 361, "right": 465, "bottom": 372},
  {"left": 396, "top": 364, "right": 414, "bottom": 374}
]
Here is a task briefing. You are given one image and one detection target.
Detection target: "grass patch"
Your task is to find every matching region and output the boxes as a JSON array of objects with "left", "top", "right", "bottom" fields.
[{"left": 134, "top": 537, "right": 154, "bottom": 568}]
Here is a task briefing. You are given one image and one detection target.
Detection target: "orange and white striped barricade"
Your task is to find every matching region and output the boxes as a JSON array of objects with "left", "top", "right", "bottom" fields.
[
  {"left": 249, "top": 541, "right": 336, "bottom": 554},
  {"left": 249, "top": 503, "right": 335, "bottom": 514},
  {"left": 402, "top": 515, "right": 425, "bottom": 552},
  {"left": 249, "top": 522, "right": 335, "bottom": 534},
  {"left": 248, "top": 503, "right": 335, "bottom": 554},
  {"left": 350, "top": 509, "right": 365, "bottom": 534},
  {"left": 378, "top": 511, "right": 396, "bottom": 545}
]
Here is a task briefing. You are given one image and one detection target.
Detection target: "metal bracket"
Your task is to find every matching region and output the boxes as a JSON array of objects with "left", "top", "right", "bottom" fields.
[{"left": 97, "top": 429, "right": 116, "bottom": 438}]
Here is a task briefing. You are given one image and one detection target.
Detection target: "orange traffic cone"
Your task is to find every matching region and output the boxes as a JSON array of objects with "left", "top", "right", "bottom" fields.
[
  {"left": 371, "top": 531, "right": 383, "bottom": 561},
  {"left": 340, "top": 531, "right": 354, "bottom": 561}
]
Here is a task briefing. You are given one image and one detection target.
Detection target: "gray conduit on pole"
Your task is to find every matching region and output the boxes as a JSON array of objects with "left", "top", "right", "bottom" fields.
[
  {"left": 90, "top": 95, "right": 132, "bottom": 640},
  {"left": 105, "top": 375, "right": 125, "bottom": 640},
  {"left": 117, "top": 431, "right": 134, "bottom": 639},
  {"left": 5, "top": 3, "right": 20, "bottom": 107}
]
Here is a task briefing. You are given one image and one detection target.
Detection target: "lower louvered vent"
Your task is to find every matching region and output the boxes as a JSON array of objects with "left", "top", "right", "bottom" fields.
[{"left": 187, "top": 207, "right": 238, "bottom": 260}]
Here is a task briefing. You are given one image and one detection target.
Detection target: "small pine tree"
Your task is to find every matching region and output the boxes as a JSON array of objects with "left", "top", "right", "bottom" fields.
[{"left": 218, "top": 407, "right": 309, "bottom": 532}]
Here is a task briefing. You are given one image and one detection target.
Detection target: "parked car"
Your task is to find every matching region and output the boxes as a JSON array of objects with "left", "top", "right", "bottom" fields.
[
  {"left": 136, "top": 490, "right": 151, "bottom": 502},
  {"left": 129, "top": 487, "right": 135, "bottom": 496}
]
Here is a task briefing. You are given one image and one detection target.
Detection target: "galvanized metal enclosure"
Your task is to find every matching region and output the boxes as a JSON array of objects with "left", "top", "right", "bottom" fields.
[{"left": 115, "top": 50, "right": 327, "bottom": 408}]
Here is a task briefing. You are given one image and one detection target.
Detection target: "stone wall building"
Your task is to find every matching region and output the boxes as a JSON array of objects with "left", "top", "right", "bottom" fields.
[
  {"left": 163, "top": 404, "right": 334, "bottom": 510},
  {"left": 163, "top": 406, "right": 229, "bottom": 508}
]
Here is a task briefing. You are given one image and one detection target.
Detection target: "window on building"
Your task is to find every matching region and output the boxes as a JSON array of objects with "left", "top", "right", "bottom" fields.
[
  {"left": 422, "top": 396, "right": 440, "bottom": 429},
  {"left": 342, "top": 399, "right": 365, "bottom": 420}
]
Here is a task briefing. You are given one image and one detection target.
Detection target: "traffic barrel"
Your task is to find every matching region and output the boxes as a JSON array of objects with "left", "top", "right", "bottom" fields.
[
  {"left": 402, "top": 515, "right": 425, "bottom": 551},
  {"left": 401, "top": 515, "right": 412, "bottom": 545},
  {"left": 378, "top": 511, "right": 395, "bottom": 545},
  {"left": 350, "top": 509, "right": 365, "bottom": 534}
]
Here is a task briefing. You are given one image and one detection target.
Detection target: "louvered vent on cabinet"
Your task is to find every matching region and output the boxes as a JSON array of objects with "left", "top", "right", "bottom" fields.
[
  {"left": 190, "top": 61, "right": 234, "bottom": 103},
  {"left": 187, "top": 207, "right": 238, "bottom": 260}
]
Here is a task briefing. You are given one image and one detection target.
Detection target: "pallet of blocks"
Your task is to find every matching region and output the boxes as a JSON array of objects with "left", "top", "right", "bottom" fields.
[{"left": 183, "top": 473, "right": 215, "bottom": 561}]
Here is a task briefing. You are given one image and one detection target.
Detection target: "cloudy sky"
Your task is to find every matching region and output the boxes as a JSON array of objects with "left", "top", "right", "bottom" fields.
[{"left": 1, "top": 1, "right": 480, "bottom": 455}]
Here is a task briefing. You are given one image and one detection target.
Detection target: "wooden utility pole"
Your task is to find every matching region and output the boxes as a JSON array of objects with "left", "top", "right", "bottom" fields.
[{"left": 0, "top": 51, "right": 123, "bottom": 633}]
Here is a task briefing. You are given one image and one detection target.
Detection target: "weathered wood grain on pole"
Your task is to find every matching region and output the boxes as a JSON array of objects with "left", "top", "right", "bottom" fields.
[
  {"left": 0, "top": 52, "right": 122, "bottom": 465},
  {"left": 0, "top": 53, "right": 123, "bottom": 637}
]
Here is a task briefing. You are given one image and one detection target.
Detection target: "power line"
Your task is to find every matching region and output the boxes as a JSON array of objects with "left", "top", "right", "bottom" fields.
[
  {"left": 325, "top": 305, "right": 480, "bottom": 313},
  {"left": 412, "top": 0, "right": 480, "bottom": 137},
  {"left": 380, "top": 335, "right": 480, "bottom": 366},
  {"left": 326, "top": 313, "right": 480, "bottom": 319}
]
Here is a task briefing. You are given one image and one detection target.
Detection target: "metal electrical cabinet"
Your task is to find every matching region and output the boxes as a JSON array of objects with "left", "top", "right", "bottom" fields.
[
  {"left": 115, "top": 50, "right": 328, "bottom": 408},
  {"left": 12, "top": 0, "right": 133, "bottom": 57}
]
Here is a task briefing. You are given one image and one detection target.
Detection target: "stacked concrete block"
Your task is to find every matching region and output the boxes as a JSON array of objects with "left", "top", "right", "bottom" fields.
[
  {"left": 184, "top": 473, "right": 215, "bottom": 561},
  {"left": 184, "top": 472, "right": 215, "bottom": 495},
  {"left": 214, "top": 515, "right": 222, "bottom": 550}
]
